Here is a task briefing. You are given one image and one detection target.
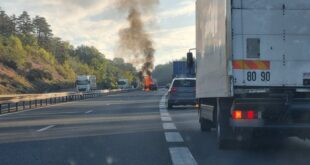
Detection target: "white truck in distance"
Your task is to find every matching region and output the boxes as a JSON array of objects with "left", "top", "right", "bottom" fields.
[
  {"left": 76, "top": 75, "right": 97, "bottom": 92},
  {"left": 196, "top": 0, "right": 310, "bottom": 149},
  {"left": 118, "top": 79, "right": 130, "bottom": 89}
]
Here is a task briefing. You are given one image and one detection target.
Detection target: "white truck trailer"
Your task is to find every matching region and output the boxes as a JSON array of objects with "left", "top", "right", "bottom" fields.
[
  {"left": 117, "top": 79, "right": 130, "bottom": 89},
  {"left": 76, "top": 75, "right": 97, "bottom": 92},
  {"left": 195, "top": 0, "right": 310, "bottom": 149}
]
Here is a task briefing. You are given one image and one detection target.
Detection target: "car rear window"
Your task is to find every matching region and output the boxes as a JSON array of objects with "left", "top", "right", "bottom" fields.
[{"left": 173, "top": 80, "right": 196, "bottom": 87}]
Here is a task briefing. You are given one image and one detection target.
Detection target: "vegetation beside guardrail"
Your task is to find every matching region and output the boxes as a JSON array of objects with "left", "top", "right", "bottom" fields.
[{"left": 0, "top": 89, "right": 125, "bottom": 115}]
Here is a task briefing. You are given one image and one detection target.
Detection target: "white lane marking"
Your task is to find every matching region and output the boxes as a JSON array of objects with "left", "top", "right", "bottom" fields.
[
  {"left": 85, "top": 110, "right": 93, "bottom": 114},
  {"left": 165, "top": 132, "right": 184, "bottom": 142},
  {"left": 160, "top": 110, "right": 168, "bottom": 114},
  {"left": 161, "top": 116, "right": 172, "bottom": 122},
  {"left": 161, "top": 112, "right": 170, "bottom": 117},
  {"left": 37, "top": 125, "right": 55, "bottom": 132},
  {"left": 163, "top": 123, "right": 177, "bottom": 130},
  {"left": 169, "top": 147, "right": 198, "bottom": 165}
]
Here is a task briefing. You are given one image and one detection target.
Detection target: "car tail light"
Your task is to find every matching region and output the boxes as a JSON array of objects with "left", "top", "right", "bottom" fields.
[
  {"left": 170, "top": 87, "right": 177, "bottom": 93},
  {"left": 233, "top": 110, "right": 243, "bottom": 120},
  {"left": 232, "top": 110, "right": 257, "bottom": 120}
]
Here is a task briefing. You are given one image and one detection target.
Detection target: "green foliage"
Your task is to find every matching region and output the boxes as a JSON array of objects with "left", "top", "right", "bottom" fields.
[
  {"left": 152, "top": 62, "right": 174, "bottom": 86},
  {"left": 0, "top": 8, "right": 138, "bottom": 94},
  {"left": 26, "top": 68, "right": 52, "bottom": 81},
  {"left": 17, "top": 11, "right": 33, "bottom": 35}
]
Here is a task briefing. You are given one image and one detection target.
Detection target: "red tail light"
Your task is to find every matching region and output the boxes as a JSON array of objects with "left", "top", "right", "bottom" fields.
[
  {"left": 232, "top": 110, "right": 257, "bottom": 120},
  {"left": 170, "top": 87, "right": 177, "bottom": 93},
  {"left": 233, "top": 110, "right": 243, "bottom": 120},
  {"left": 247, "top": 110, "right": 255, "bottom": 119}
]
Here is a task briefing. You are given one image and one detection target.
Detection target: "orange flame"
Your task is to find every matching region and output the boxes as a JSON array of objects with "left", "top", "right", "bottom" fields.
[{"left": 144, "top": 76, "right": 153, "bottom": 92}]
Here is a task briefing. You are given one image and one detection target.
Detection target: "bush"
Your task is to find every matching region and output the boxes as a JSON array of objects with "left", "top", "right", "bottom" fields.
[
  {"left": 26, "top": 69, "right": 52, "bottom": 81},
  {"left": 2, "top": 60, "right": 17, "bottom": 70}
]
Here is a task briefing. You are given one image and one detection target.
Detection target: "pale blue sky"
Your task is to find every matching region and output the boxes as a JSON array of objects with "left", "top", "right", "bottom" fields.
[{"left": 0, "top": 0, "right": 195, "bottom": 66}]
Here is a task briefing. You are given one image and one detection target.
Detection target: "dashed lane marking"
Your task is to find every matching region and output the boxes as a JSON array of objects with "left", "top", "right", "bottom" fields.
[
  {"left": 37, "top": 125, "right": 56, "bottom": 132},
  {"left": 85, "top": 110, "right": 93, "bottom": 114},
  {"left": 161, "top": 112, "right": 170, "bottom": 117},
  {"left": 161, "top": 116, "right": 172, "bottom": 122},
  {"left": 163, "top": 123, "right": 177, "bottom": 130},
  {"left": 169, "top": 147, "right": 198, "bottom": 165},
  {"left": 165, "top": 132, "right": 184, "bottom": 142}
]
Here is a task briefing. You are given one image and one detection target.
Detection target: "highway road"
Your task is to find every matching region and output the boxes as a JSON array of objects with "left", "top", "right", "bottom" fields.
[{"left": 0, "top": 90, "right": 310, "bottom": 165}]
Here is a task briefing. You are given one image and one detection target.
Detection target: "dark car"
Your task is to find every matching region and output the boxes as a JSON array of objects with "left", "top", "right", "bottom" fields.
[
  {"left": 167, "top": 78, "right": 196, "bottom": 109},
  {"left": 150, "top": 84, "right": 158, "bottom": 91}
]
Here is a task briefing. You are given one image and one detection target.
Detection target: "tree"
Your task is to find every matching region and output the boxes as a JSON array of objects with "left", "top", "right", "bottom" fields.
[
  {"left": 50, "top": 37, "right": 74, "bottom": 64},
  {"left": 33, "top": 16, "right": 52, "bottom": 49},
  {"left": 0, "top": 9, "right": 15, "bottom": 36},
  {"left": 17, "top": 11, "right": 34, "bottom": 35},
  {"left": 75, "top": 45, "right": 104, "bottom": 65}
]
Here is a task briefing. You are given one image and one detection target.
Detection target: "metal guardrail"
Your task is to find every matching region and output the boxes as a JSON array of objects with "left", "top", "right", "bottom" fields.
[{"left": 0, "top": 89, "right": 124, "bottom": 115}]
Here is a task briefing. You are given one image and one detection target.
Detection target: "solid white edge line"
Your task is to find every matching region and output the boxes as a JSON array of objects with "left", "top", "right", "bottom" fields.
[
  {"left": 169, "top": 147, "right": 198, "bottom": 165},
  {"left": 37, "top": 125, "right": 56, "bottom": 132}
]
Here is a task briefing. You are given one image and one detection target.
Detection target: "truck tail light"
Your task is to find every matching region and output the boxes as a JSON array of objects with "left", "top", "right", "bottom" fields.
[
  {"left": 170, "top": 87, "right": 177, "bottom": 93},
  {"left": 247, "top": 110, "right": 255, "bottom": 119},
  {"left": 233, "top": 110, "right": 243, "bottom": 120},
  {"left": 232, "top": 110, "right": 257, "bottom": 120}
]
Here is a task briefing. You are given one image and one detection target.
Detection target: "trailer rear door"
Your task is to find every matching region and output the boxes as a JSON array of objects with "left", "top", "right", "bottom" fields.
[{"left": 232, "top": 0, "right": 310, "bottom": 87}]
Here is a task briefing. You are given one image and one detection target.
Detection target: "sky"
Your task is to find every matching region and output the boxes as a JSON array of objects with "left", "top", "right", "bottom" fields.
[{"left": 0, "top": 0, "right": 195, "bottom": 66}]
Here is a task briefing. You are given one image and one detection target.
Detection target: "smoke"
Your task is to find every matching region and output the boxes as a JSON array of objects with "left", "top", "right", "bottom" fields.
[{"left": 115, "top": 0, "right": 158, "bottom": 76}]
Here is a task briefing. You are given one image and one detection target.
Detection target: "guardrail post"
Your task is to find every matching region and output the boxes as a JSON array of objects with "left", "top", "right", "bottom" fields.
[
  {"left": 29, "top": 100, "right": 32, "bottom": 109},
  {"left": 23, "top": 101, "right": 25, "bottom": 110},
  {"left": 0, "top": 104, "right": 2, "bottom": 114},
  {"left": 40, "top": 100, "right": 42, "bottom": 107},
  {"left": 46, "top": 99, "right": 48, "bottom": 106},
  {"left": 35, "top": 100, "right": 37, "bottom": 107},
  {"left": 16, "top": 102, "right": 18, "bottom": 112},
  {"left": 8, "top": 103, "right": 11, "bottom": 112}
]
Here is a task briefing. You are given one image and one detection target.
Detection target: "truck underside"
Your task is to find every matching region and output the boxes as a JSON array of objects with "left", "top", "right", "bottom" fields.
[{"left": 199, "top": 88, "right": 310, "bottom": 148}]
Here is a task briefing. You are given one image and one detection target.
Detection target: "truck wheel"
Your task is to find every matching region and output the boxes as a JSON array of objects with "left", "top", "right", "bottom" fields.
[
  {"left": 198, "top": 107, "right": 212, "bottom": 132},
  {"left": 168, "top": 102, "right": 173, "bottom": 109},
  {"left": 200, "top": 118, "right": 211, "bottom": 132},
  {"left": 217, "top": 98, "right": 235, "bottom": 149}
]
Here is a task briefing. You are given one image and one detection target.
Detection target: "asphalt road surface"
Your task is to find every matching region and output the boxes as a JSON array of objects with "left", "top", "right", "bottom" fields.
[{"left": 0, "top": 90, "right": 310, "bottom": 165}]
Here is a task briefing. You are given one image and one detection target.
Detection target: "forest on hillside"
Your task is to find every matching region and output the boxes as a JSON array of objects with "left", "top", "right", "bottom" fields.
[{"left": 0, "top": 9, "right": 137, "bottom": 94}]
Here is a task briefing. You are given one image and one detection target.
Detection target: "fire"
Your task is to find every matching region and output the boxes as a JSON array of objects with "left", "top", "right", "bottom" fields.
[{"left": 144, "top": 76, "right": 153, "bottom": 91}]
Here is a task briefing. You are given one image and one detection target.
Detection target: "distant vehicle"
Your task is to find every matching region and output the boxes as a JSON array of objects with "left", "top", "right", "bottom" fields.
[
  {"left": 118, "top": 79, "right": 130, "bottom": 89},
  {"left": 150, "top": 79, "right": 158, "bottom": 91},
  {"left": 196, "top": 0, "right": 310, "bottom": 149},
  {"left": 167, "top": 78, "right": 196, "bottom": 109},
  {"left": 173, "top": 61, "right": 195, "bottom": 78},
  {"left": 76, "top": 75, "right": 97, "bottom": 92},
  {"left": 150, "top": 84, "right": 158, "bottom": 91}
]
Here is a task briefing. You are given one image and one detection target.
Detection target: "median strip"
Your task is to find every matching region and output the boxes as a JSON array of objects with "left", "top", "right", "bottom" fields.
[{"left": 37, "top": 125, "right": 55, "bottom": 132}]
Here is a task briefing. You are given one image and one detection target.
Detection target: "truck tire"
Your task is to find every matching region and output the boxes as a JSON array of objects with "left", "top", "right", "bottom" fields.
[
  {"left": 198, "top": 107, "right": 212, "bottom": 132},
  {"left": 168, "top": 102, "right": 173, "bottom": 109},
  {"left": 216, "top": 98, "right": 235, "bottom": 149},
  {"left": 200, "top": 118, "right": 212, "bottom": 132}
]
